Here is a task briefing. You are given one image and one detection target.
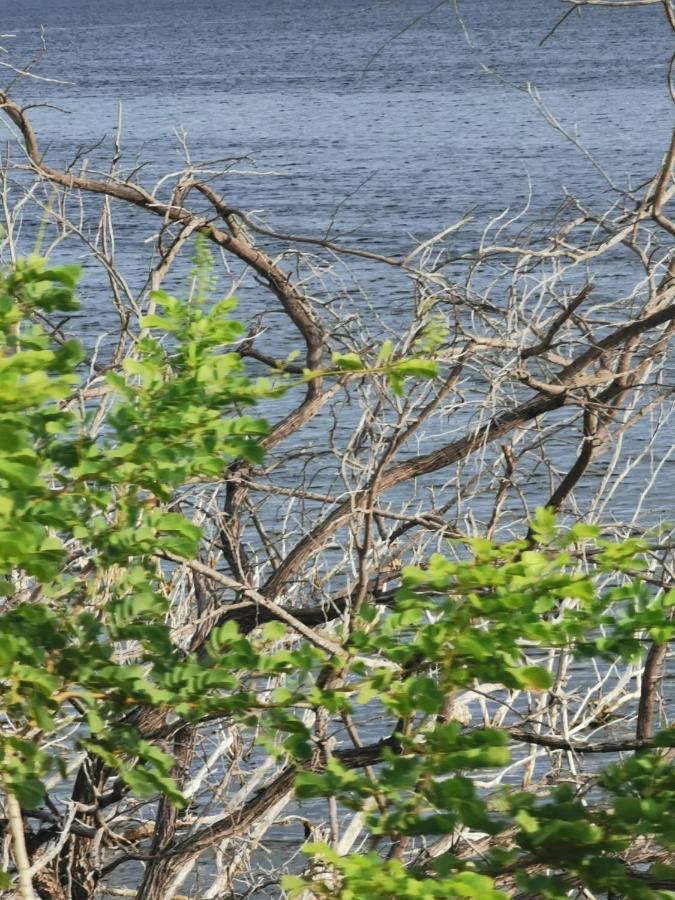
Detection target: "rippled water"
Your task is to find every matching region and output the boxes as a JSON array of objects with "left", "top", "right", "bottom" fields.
[
  {"left": 3, "top": 0, "right": 674, "bottom": 513},
  {"left": 5, "top": 0, "right": 672, "bottom": 247}
]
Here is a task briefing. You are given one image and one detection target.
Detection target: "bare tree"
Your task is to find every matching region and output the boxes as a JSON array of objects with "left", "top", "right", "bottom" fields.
[{"left": 0, "top": 2, "right": 674, "bottom": 897}]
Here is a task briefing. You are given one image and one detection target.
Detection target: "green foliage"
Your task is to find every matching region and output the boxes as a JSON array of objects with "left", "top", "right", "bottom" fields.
[
  {"left": 283, "top": 852, "right": 507, "bottom": 899},
  {"left": 330, "top": 348, "right": 439, "bottom": 395},
  {"left": 0, "top": 255, "right": 443, "bottom": 826},
  {"left": 0, "top": 255, "right": 277, "bottom": 806},
  {"left": 0, "top": 256, "right": 672, "bottom": 899},
  {"left": 289, "top": 528, "right": 675, "bottom": 899}
]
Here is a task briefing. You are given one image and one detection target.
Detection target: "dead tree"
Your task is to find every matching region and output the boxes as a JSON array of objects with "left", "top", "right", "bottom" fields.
[{"left": 0, "top": 2, "right": 674, "bottom": 897}]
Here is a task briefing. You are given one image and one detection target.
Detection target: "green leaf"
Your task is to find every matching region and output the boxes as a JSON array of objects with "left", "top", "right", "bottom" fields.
[
  {"left": 207, "top": 620, "right": 241, "bottom": 653},
  {"left": 0, "top": 456, "right": 41, "bottom": 489},
  {"left": 377, "top": 339, "right": 394, "bottom": 363},
  {"left": 392, "top": 358, "right": 439, "bottom": 378},
  {"left": 110, "top": 591, "right": 168, "bottom": 627},
  {"left": 121, "top": 767, "right": 186, "bottom": 808},
  {"left": 448, "top": 872, "right": 505, "bottom": 898},
  {"left": 332, "top": 352, "right": 365, "bottom": 371},
  {"left": 139, "top": 314, "right": 179, "bottom": 332},
  {"left": 5, "top": 778, "right": 46, "bottom": 810},
  {"left": 284, "top": 732, "right": 313, "bottom": 760},
  {"left": 654, "top": 728, "right": 675, "bottom": 747},
  {"left": 529, "top": 507, "right": 557, "bottom": 545},
  {"left": 262, "top": 621, "right": 287, "bottom": 641},
  {"left": 508, "top": 666, "right": 553, "bottom": 691}
]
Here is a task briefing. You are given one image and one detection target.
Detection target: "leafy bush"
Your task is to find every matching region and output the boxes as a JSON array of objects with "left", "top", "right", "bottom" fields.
[
  {"left": 1, "top": 258, "right": 673, "bottom": 899},
  {"left": 0, "top": 256, "right": 271, "bottom": 806}
]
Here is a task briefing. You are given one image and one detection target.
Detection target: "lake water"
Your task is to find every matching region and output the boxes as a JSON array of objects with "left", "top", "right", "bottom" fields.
[
  {"left": 2, "top": 0, "right": 674, "bottom": 597},
  {"left": 4, "top": 2, "right": 673, "bottom": 203},
  {"left": 4, "top": 0, "right": 673, "bottom": 521},
  {"left": 4, "top": 0, "right": 672, "bottom": 258}
]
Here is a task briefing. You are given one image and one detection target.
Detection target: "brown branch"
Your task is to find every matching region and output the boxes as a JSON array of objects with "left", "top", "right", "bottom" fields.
[
  {"left": 104, "top": 734, "right": 400, "bottom": 896},
  {"left": 260, "top": 300, "right": 675, "bottom": 600},
  {"left": 636, "top": 641, "right": 669, "bottom": 744},
  {"left": 0, "top": 94, "right": 325, "bottom": 387},
  {"left": 158, "top": 552, "right": 349, "bottom": 661},
  {"left": 507, "top": 728, "right": 658, "bottom": 754},
  {"left": 486, "top": 445, "right": 516, "bottom": 540},
  {"left": 135, "top": 724, "right": 197, "bottom": 900},
  {"left": 652, "top": 128, "right": 675, "bottom": 237},
  {"left": 520, "top": 284, "right": 593, "bottom": 360}
]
